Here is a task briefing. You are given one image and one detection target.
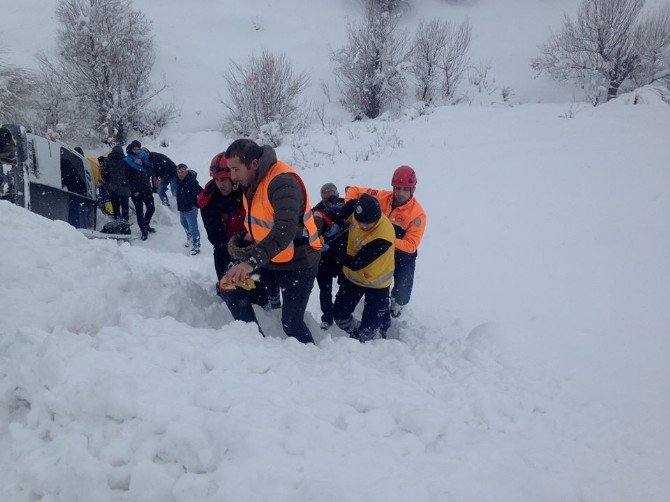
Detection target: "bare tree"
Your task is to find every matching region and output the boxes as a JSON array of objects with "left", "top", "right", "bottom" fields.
[
  {"left": 531, "top": 0, "right": 670, "bottom": 103},
  {"left": 222, "top": 51, "right": 309, "bottom": 146},
  {"left": 410, "top": 18, "right": 472, "bottom": 103},
  {"left": 332, "top": 4, "right": 411, "bottom": 119},
  {"left": 40, "top": 0, "right": 170, "bottom": 144},
  {"left": 0, "top": 50, "right": 34, "bottom": 124}
]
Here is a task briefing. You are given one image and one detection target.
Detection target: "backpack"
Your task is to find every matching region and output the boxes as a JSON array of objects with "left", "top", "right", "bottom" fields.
[{"left": 101, "top": 220, "right": 131, "bottom": 235}]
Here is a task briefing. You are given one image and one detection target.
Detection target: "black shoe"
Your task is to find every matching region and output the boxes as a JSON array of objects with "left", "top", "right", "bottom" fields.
[
  {"left": 147, "top": 226, "right": 156, "bottom": 233},
  {"left": 141, "top": 232, "right": 148, "bottom": 241}
]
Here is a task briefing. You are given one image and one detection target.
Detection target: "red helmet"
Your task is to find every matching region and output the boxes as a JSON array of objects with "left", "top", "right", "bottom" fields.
[
  {"left": 392, "top": 165, "right": 417, "bottom": 188},
  {"left": 210, "top": 152, "right": 231, "bottom": 179}
]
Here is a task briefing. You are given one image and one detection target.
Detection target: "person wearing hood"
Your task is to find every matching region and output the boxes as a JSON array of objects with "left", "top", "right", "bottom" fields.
[
  {"left": 221, "top": 139, "right": 322, "bottom": 344},
  {"left": 125, "top": 140, "right": 155, "bottom": 240},
  {"left": 175, "top": 163, "right": 203, "bottom": 255},
  {"left": 329, "top": 194, "right": 395, "bottom": 342},
  {"left": 101, "top": 145, "right": 131, "bottom": 221}
]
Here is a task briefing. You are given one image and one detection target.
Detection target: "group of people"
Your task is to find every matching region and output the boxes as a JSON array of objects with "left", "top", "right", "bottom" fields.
[
  {"left": 204, "top": 139, "right": 427, "bottom": 344},
  {"left": 99, "top": 140, "right": 202, "bottom": 252},
  {"left": 99, "top": 137, "right": 427, "bottom": 343}
]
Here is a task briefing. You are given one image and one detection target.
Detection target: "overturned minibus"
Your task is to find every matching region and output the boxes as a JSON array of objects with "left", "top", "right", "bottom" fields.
[{"left": 0, "top": 124, "right": 97, "bottom": 230}]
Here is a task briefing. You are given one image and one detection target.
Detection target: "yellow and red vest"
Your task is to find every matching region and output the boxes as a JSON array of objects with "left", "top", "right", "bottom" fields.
[{"left": 243, "top": 161, "right": 322, "bottom": 263}]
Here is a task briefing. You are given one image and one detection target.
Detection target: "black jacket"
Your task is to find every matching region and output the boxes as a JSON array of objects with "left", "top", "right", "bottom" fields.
[
  {"left": 199, "top": 180, "right": 245, "bottom": 248},
  {"left": 176, "top": 171, "right": 203, "bottom": 211},
  {"left": 148, "top": 152, "right": 177, "bottom": 180},
  {"left": 101, "top": 146, "right": 130, "bottom": 197}
]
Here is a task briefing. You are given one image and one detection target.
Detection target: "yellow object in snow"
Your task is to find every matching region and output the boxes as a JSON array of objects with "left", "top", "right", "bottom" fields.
[{"left": 218, "top": 275, "right": 256, "bottom": 291}]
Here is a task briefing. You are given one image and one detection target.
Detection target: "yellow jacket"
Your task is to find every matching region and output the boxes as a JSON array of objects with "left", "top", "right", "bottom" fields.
[{"left": 344, "top": 214, "right": 395, "bottom": 289}]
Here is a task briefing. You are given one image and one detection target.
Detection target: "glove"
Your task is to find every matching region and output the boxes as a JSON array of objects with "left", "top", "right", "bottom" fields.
[
  {"left": 218, "top": 275, "right": 256, "bottom": 291},
  {"left": 326, "top": 224, "right": 340, "bottom": 239},
  {"left": 320, "top": 243, "right": 329, "bottom": 253}
]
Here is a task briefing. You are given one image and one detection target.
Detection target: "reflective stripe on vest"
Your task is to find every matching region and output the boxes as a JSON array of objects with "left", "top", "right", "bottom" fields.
[
  {"left": 244, "top": 160, "right": 321, "bottom": 263},
  {"left": 343, "top": 215, "right": 395, "bottom": 289}
]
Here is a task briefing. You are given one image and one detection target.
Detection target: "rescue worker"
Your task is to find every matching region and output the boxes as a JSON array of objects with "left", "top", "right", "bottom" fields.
[
  {"left": 312, "top": 182, "right": 346, "bottom": 329},
  {"left": 345, "top": 165, "right": 426, "bottom": 318},
  {"left": 221, "top": 139, "right": 322, "bottom": 344},
  {"left": 198, "top": 153, "right": 246, "bottom": 279},
  {"left": 330, "top": 194, "right": 395, "bottom": 342},
  {"left": 125, "top": 140, "right": 155, "bottom": 240}
]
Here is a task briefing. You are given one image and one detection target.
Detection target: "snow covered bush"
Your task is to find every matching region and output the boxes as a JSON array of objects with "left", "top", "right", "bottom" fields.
[
  {"left": 0, "top": 51, "right": 34, "bottom": 124},
  {"left": 331, "top": 3, "right": 411, "bottom": 119},
  {"left": 221, "top": 51, "right": 309, "bottom": 147},
  {"left": 531, "top": 0, "right": 670, "bottom": 104},
  {"left": 37, "top": 0, "right": 172, "bottom": 144}
]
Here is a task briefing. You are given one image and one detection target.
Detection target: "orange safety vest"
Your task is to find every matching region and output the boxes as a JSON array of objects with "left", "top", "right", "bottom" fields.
[
  {"left": 243, "top": 161, "right": 322, "bottom": 263},
  {"left": 345, "top": 186, "right": 426, "bottom": 254}
]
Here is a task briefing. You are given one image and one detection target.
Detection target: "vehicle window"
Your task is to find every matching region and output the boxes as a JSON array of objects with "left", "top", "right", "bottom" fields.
[{"left": 61, "top": 148, "right": 88, "bottom": 196}]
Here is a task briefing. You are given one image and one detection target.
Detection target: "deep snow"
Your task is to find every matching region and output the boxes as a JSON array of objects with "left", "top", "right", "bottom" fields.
[{"left": 1, "top": 0, "right": 670, "bottom": 500}]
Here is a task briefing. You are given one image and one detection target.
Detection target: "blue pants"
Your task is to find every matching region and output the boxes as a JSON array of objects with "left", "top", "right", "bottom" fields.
[
  {"left": 158, "top": 176, "right": 178, "bottom": 206},
  {"left": 179, "top": 208, "right": 200, "bottom": 247}
]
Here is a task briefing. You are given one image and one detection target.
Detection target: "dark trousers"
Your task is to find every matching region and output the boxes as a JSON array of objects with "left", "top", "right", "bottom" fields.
[
  {"left": 110, "top": 193, "right": 129, "bottom": 221},
  {"left": 333, "top": 280, "right": 390, "bottom": 342},
  {"left": 316, "top": 256, "right": 343, "bottom": 323},
  {"left": 221, "top": 266, "right": 314, "bottom": 343},
  {"left": 131, "top": 188, "right": 155, "bottom": 233},
  {"left": 392, "top": 251, "right": 417, "bottom": 306},
  {"left": 213, "top": 246, "right": 233, "bottom": 281}
]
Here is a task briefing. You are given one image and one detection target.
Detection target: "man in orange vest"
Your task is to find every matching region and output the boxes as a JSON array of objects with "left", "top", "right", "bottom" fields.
[
  {"left": 222, "top": 139, "right": 322, "bottom": 344},
  {"left": 345, "top": 165, "right": 427, "bottom": 320}
]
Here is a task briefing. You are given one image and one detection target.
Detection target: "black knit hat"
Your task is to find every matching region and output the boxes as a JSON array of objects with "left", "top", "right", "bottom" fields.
[
  {"left": 354, "top": 193, "right": 382, "bottom": 224},
  {"left": 127, "top": 140, "right": 141, "bottom": 151}
]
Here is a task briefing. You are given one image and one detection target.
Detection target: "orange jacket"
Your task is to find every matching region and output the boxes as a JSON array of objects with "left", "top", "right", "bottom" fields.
[
  {"left": 345, "top": 186, "right": 426, "bottom": 254},
  {"left": 244, "top": 161, "right": 321, "bottom": 264}
]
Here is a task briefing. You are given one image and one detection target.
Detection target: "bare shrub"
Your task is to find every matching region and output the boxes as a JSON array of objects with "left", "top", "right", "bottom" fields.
[
  {"left": 531, "top": 0, "right": 670, "bottom": 103},
  {"left": 39, "top": 0, "right": 172, "bottom": 144},
  {"left": 222, "top": 51, "right": 309, "bottom": 146},
  {"left": 0, "top": 51, "right": 35, "bottom": 124},
  {"left": 331, "top": 3, "right": 411, "bottom": 119},
  {"left": 411, "top": 18, "right": 472, "bottom": 103}
]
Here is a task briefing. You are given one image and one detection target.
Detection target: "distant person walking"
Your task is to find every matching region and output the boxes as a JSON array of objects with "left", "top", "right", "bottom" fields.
[
  {"left": 101, "top": 145, "right": 131, "bottom": 221},
  {"left": 175, "top": 163, "right": 203, "bottom": 255},
  {"left": 125, "top": 140, "right": 155, "bottom": 240}
]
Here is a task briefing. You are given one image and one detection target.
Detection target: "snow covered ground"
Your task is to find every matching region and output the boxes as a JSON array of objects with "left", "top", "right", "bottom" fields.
[
  {"left": 2, "top": 99, "right": 669, "bottom": 501},
  {"left": 2, "top": 0, "right": 670, "bottom": 500}
]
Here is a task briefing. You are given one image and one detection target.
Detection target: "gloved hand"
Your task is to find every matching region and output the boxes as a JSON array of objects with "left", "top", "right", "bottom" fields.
[
  {"left": 326, "top": 223, "right": 340, "bottom": 239},
  {"left": 320, "top": 243, "right": 329, "bottom": 253},
  {"left": 218, "top": 275, "right": 256, "bottom": 291}
]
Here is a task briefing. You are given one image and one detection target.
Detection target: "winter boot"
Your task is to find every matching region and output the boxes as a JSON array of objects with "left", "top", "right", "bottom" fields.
[
  {"left": 320, "top": 318, "right": 333, "bottom": 330},
  {"left": 190, "top": 246, "right": 200, "bottom": 256},
  {"left": 147, "top": 226, "right": 156, "bottom": 233},
  {"left": 141, "top": 230, "right": 148, "bottom": 241}
]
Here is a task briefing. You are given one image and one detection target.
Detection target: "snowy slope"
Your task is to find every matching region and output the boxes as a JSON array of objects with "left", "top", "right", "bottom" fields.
[
  {"left": 1, "top": 0, "right": 670, "bottom": 500},
  {"left": 2, "top": 99, "right": 670, "bottom": 500}
]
